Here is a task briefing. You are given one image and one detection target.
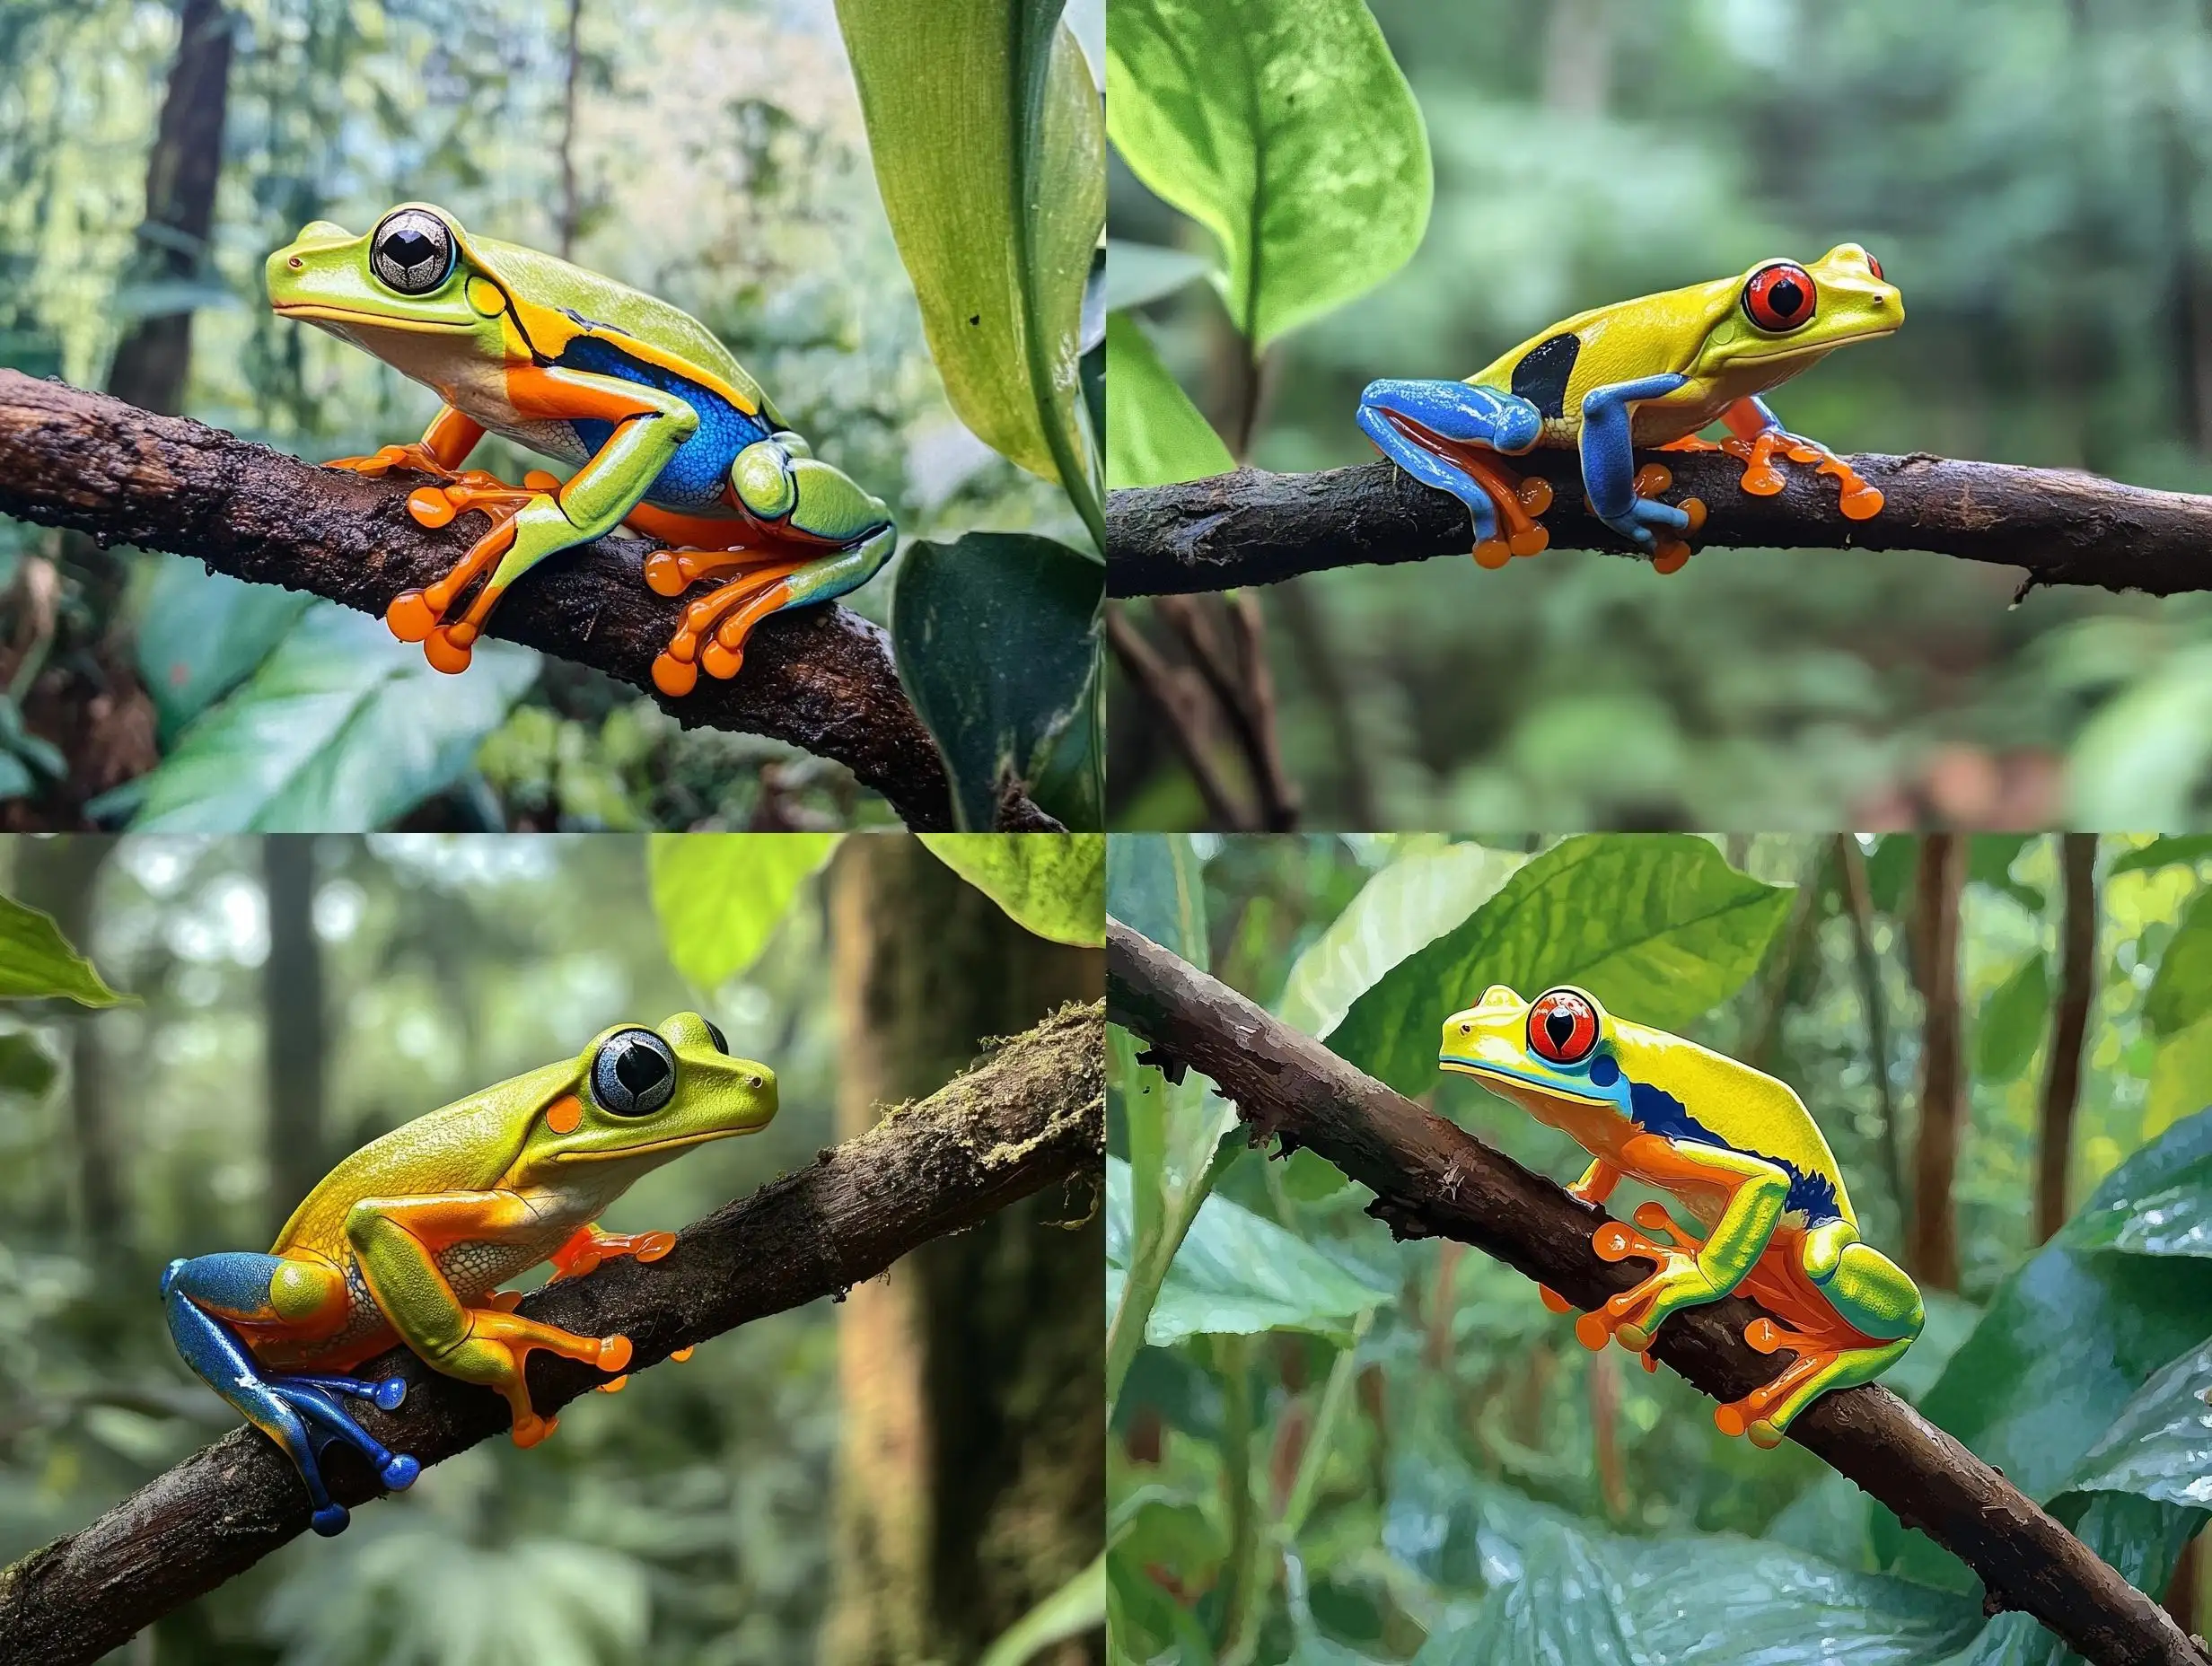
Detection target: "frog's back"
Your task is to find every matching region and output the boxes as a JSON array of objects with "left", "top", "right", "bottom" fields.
[
  {"left": 1468, "top": 276, "right": 1741, "bottom": 441},
  {"left": 1613, "top": 1022, "right": 1856, "bottom": 1228}
]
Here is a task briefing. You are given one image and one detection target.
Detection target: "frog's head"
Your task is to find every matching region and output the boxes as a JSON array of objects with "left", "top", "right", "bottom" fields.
[
  {"left": 1692, "top": 244, "right": 1901, "bottom": 375},
  {"left": 512, "top": 1013, "right": 777, "bottom": 1188},
  {"left": 1438, "top": 985, "right": 1637, "bottom": 1134},
  {"left": 266, "top": 204, "right": 505, "bottom": 363}
]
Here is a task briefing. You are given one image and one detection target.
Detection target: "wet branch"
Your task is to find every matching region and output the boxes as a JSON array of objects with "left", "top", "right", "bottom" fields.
[
  {"left": 0, "top": 372, "right": 1057, "bottom": 830},
  {"left": 1106, "top": 452, "right": 2212, "bottom": 597},
  {"left": 0, "top": 1001, "right": 1104, "bottom": 1666},
  {"left": 1106, "top": 922, "right": 2206, "bottom": 1666}
]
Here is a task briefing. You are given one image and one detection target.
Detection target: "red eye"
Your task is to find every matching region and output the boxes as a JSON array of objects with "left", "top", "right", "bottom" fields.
[
  {"left": 1528, "top": 988, "right": 1599, "bottom": 1065},
  {"left": 1867, "top": 253, "right": 1884, "bottom": 280},
  {"left": 1742, "top": 262, "right": 1818, "bottom": 333}
]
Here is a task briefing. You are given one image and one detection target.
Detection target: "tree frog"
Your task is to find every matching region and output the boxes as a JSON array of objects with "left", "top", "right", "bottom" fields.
[
  {"left": 1359, "top": 247, "right": 1900, "bottom": 574},
  {"left": 266, "top": 205, "right": 895, "bottom": 695},
  {"left": 1439, "top": 985, "right": 1921, "bottom": 1447},
  {"left": 162, "top": 1014, "right": 775, "bottom": 1534}
]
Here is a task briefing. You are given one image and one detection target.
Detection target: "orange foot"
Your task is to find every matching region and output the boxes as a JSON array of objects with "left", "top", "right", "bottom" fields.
[
  {"left": 1719, "top": 428, "right": 1883, "bottom": 521},
  {"left": 651, "top": 562, "right": 803, "bottom": 697},
  {"left": 1712, "top": 1317, "right": 1840, "bottom": 1449},
  {"left": 549, "top": 1225, "right": 679, "bottom": 1282},
  {"left": 383, "top": 470, "right": 562, "bottom": 671},
  {"left": 1632, "top": 463, "right": 1708, "bottom": 575},
  {"left": 1569, "top": 1212, "right": 1715, "bottom": 1355},
  {"left": 325, "top": 443, "right": 465, "bottom": 480}
]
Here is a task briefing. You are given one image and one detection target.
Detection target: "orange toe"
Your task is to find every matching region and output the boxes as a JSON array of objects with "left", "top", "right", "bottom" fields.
[
  {"left": 598, "top": 1374, "right": 629, "bottom": 1394},
  {"left": 424, "top": 629, "right": 474, "bottom": 674},
  {"left": 1652, "top": 540, "right": 1691, "bottom": 575},
  {"left": 700, "top": 639, "right": 742, "bottom": 680},
  {"left": 407, "top": 487, "right": 458, "bottom": 528},
  {"left": 1538, "top": 1285, "right": 1574, "bottom": 1314},
  {"left": 386, "top": 592, "right": 439, "bottom": 643},
  {"left": 652, "top": 653, "right": 698, "bottom": 697},
  {"left": 512, "top": 1413, "right": 557, "bottom": 1449},
  {"left": 672, "top": 1346, "right": 695, "bottom": 1363},
  {"left": 597, "top": 1334, "right": 633, "bottom": 1373},
  {"left": 644, "top": 550, "right": 689, "bottom": 597},
  {"left": 1472, "top": 538, "right": 1513, "bottom": 570}
]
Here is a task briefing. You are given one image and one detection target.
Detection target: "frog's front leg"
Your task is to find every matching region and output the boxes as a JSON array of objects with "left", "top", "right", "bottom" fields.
[
  {"left": 386, "top": 366, "right": 697, "bottom": 672},
  {"left": 1715, "top": 1221, "right": 1922, "bottom": 1448},
  {"left": 162, "top": 1252, "right": 418, "bottom": 1535},
  {"left": 1356, "top": 380, "right": 1553, "bottom": 568},
  {"left": 345, "top": 1191, "right": 632, "bottom": 1447},
  {"left": 1712, "top": 396, "right": 1884, "bottom": 521},
  {"left": 1573, "top": 1132, "right": 1788, "bottom": 1353},
  {"left": 327, "top": 405, "right": 487, "bottom": 482},
  {"left": 649, "top": 434, "right": 895, "bottom": 697},
  {"left": 1576, "top": 374, "right": 1713, "bottom": 574}
]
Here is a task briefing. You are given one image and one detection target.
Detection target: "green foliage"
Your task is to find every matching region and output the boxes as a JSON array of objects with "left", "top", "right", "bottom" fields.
[
  {"left": 135, "top": 563, "right": 313, "bottom": 746},
  {"left": 645, "top": 833, "right": 839, "bottom": 991},
  {"left": 1330, "top": 834, "right": 1793, "bottom": 1096},
  {"left": 918, "top": 831, "right": 1104, "bottom": 945},
  {"left": 2147, "top": 888, "right": 2212, "bottom": 1036},
  {"left": 979, "top": 1550, "right": 1108, "bottom": 1666},
  {"left": 1106, "top": 311, "right": 1234, "bottom": 488},
  {"left": 893, "top": 533, "right": 1104, "bottom": 829},
  {"left": 1972, "top": 951, "right": 2049, "bottom": 1083},
  {"left": 0, "top": 894, "right": 119, "bottom": 1005},
  {"left": 1107, "top": 0, "right": 1432, "bottom": 349}
]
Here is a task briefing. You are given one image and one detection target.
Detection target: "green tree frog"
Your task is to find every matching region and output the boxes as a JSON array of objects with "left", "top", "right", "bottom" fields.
[
  {"left": 267, "top": 205, "right": 895, "bottom": 695},
  {"left": 162, "top": 1014, "right": 775, "bottom": 1534},
  {"left": 1440, "top": 985, "right": 1921, "bottom": 1447},
  {"left": 1360, "top": 247, "right": 1900, "bottom": 573}
]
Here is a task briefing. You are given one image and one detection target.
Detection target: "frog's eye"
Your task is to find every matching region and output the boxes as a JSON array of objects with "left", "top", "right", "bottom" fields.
[
  {"left": 1742, "top": 262, "right": 1817, "bottom": 333},
  {"left": 1866, "top": 253, "right": 1885, "bottom": 281},
  {"left": 1527, "top": 988, "right": 1599, "bottom": 1065},
  {"left": 591, "top": 1028, "right": 678, "bottom": 1117},
  {"left": 369, "top": 208, "right": 456, "bottom": 297}
]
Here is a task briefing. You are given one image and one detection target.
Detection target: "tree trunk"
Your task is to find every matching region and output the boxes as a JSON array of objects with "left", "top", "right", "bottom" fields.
[
  {"left": 261, "top": 837, "right": 325, "bottom": 1241},
  {"left": 1909, "top": 836, "right": 1966, "bottom": 1291},
  {"left": 2034, "top": 835, "right": 2099, "bottom": 1244},
  {"left": 823, "top": 837, "right": 1104, "bottom": 1666},
  {"left": 11, "top": 837, "right": 123, "bottom": 1260}
]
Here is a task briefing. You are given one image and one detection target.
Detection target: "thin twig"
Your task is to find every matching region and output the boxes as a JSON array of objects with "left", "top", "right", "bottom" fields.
[{"left": 2035, "top": 834, "right": 2099, "bottom": 1243}]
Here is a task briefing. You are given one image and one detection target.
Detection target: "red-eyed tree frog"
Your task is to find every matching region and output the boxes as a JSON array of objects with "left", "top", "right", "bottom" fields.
[
  {"left": 267, "top": 205, "right": 894, "bottom": 695},
  {"left": 1440, "top": 985, "right": 1921, "bottom": 1447},
  {"left": 1360, "top": 247, "right": 1900, "bottom": 574},
  {"left": 162, "top": 1014, "right": 774, "bottom": 1534}
]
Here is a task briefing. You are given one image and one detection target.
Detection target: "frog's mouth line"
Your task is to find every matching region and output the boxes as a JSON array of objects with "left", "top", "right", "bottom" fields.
[
  {"left": 1440, "top": 1057, "right": 1615, "bottom": 1113},
  {"left": 1729, "top": 322, "right": 1900, "bottom": 365},
  {"left": 550, "top": 1123, "right": 768, "bottom": 1162},
  {"left": 272, "top": 303, "right": 473, "bottom": 334}
]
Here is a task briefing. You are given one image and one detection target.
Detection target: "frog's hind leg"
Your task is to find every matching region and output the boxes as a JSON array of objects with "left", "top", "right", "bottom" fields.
[
  {"left": 1715, "top": 396, "right": 1883, "bottom": 521},
  {"left": 1356, "top": 380, "right": 1550, "bottom": 568},
  {"left": 161, "top": 1254, "right": 418, "bottom": 1535}
]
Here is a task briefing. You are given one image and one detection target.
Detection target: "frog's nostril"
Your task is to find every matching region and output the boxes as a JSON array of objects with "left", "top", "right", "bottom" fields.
[
  {"left": 746, "top": 1074, "right": 762, "bottom": 1089},
  {"left": 288, "top": 257, "right": 303, "bottom": 269}
]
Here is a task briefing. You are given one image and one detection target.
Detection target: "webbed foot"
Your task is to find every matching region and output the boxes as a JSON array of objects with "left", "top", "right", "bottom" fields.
[
  {"left": 386, "top": 474, "right": 575, "bottom": 672},
  {"left": 549, "top": 1225, "right": 679, "bottom": 1282},
  {"left": 325, "top": 442, "right": 465, "bottom": 481},
  {"left": 1716, "top": 399, "right": 1882, "bottom": 520},
  {"left": 1573, "top": 1217, "right": 1716, "bottom": 1353}
]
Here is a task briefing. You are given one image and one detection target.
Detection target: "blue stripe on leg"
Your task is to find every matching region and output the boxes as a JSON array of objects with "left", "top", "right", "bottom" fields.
[
  {"left": 1356, "top": 380, "right": 1545, "bottom": 544},
  {"left": 1578, "top": 373, "right": 1692, "bottom": 548}
]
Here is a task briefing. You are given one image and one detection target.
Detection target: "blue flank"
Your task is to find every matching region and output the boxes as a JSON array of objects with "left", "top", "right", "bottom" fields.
[
  {"left": 1625, "top": 1077, "right": 1842, "bottom": 1223},
  {"left": 556, "top": 335, "right": 772, "bottom": 508}
]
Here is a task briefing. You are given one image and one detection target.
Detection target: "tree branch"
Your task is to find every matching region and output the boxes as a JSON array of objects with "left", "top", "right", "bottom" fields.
[
  {"left": 0, "top": 372, "right": 1058, "bottom": 831},
  {"left": 1104, "top": 922, "right": 2206, "bottom": 1666},
  {"left": 0, "top": 1000, "right": 1104, "bottom": 1666},
  {"left": 1106, "top": 452, "right": 2212, "bottom": 598}
]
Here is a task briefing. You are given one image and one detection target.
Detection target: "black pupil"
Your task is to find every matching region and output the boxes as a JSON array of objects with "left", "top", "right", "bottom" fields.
[
  {"left": 382, "top": 229, "right": 436, "bottom": 267},
  {"left": 1545, "top": 1008, "right": 1578, "bottom": 1051},
  {"left": 1766, "top": 277, "right": 1805, "bottom": 318},
  {"left": 616, "top": 1041, "right": 671, "bottom": 1098}
]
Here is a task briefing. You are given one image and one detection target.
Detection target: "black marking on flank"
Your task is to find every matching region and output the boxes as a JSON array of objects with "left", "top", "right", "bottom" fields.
[{"left": 1511, "top": 332, "right": 1581, "bottom": 420}]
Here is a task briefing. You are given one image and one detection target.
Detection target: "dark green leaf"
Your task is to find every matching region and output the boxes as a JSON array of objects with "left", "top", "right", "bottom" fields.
[
  {"left": 1106, "top": 833, "right": 1206, "bottom": 968},
  {"left": 892, "top": 533, "right": 1103, "bottom": 831},
  {"left": 0, "top": 1030, "right": 57, "bottom": 1096},
  {"left": 136, "top": 559, "right": 312, "bottom": 741},
  {"left": 1969, "top": 834, "right": 2042, "bottom": 914},
  {"left": 2147, "top": 887, "right": 2212, "bottom": 1036},
  {"left": 2111, "top": 835, "right": 2212, "bottom": 877},
  {"left": 1974, "top": 951, "right": 2049, "bottom": 1082}
]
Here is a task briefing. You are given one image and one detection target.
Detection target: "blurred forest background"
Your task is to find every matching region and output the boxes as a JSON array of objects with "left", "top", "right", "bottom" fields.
[
  {"left": 1107, "top": 0, "right": 2212, "bottom": 830},
  {"left": 0, "top": 831, "right": 1103, "bottom": 1665},
  {"left": 1108, "top": 832, "right": 2212, "bottom": 1663},
  {"left": 0, "top": 0, "right": 1096, "bottom": 832}
]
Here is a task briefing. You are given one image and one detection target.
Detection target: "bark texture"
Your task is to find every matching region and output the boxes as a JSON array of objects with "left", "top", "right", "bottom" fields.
[
  {"left": 0, "top": 1002, "right": 1103, "bottom": 1666},
  {"left": 1105, "top": 452, "right": 2212, "bottom": 597},
  {"left": 825, "top": 837, "right": 1104, "bottom": 1666},
  {"left": 1107, "top": 920, "right": 2208, "bottom": 1666},
  {"left": 0, "top": 373, "right": 1057, "bottom": 832}
]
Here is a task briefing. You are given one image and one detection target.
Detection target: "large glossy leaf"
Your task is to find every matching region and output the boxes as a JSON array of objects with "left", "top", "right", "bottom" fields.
[
  {"left": 126, "top": 605, "right": 537, "bottom": 831},
  {"left": 2146, "top": 886, "right": 2212, "bottom": 1036},
  {"left": 1973, "top": 951, "right": 2049, "bottom": 1083},
  {"left": 1276, "top": 841, "right": 1523, "bottom": 1039},
  {"left": 919, "top": 832, "right": 1104, "bottom": 945},
  {"left": 835, "top": 0, "right": 1105, "bottom": 539},
  {"left": 646, "top": 834, "right": 839, "bottom": 990},
  {"left": 1107, "top": 0, "right": 1432, "bottom": 348},
  {"left": 892, "top": 533, "right": 1103, "bottom": 831},
  {"left": 1105, "top": 1157, "right": 1390, "bottom": 1344},
  {"left": 136, "top": 558, "right": 310, "bottom": 741},
  {"left": 1329, "top": 835, "right": 1793, "bottom": 1098},
  {"left": 0, "top": 896, "right": 122, "bottom": 1005},
  {"left": 2066, "top": 1337, "right": 2212, "bottom": 1508},
  {"left": 1397, "top": 1469, "right": 1978, "bottom": 1666},
  {"left": 1105, "top": 311, "right": 1233, "bottom": 488}
]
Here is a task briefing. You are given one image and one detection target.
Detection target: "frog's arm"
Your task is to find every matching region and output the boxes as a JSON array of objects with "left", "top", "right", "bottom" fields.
[
  {"left": 328, "top": 404, "right": 487, "bottom": 481},
  {"left": 1568, "top": 1156, "right": 1620, "bottom": 1203},
  {"left": 1577, "top": 374, "right": 1704, "bottom": 565},
  {"left": 344, "top": 1190, "right": 632, "bottom": 1447}
]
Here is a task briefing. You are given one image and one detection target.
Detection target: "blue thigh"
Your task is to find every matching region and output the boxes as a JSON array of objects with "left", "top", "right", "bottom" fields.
[{"left": 1357, "top": 379, "right": 1544, "bottom": 541}]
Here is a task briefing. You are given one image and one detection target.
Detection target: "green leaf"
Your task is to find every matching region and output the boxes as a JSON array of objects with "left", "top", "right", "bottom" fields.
[
  {"left": 1105, "top": 312, "right": 1233, "bottom": 489},
  {"left": 1330, "top": 834, "right": 1794, "bottom": 1098},
  {"left": 978, "top": 1551, "right": 1104, "bottom": 1666},
  {"left": 1105, "top": 1156, "right": 1389, "bottom": 1344},
  {"left": 919, "top": 832, "right": 1104, "bottom": 945},
  {"left": 1104, "top": 239, "right": 1213, "bottom": 311},
  {"left": 1106, "top": 0, "right": 1432, "bottom": 348},
  {"left": 127, "top": 605, "right": 537, "bottom": 831},
  {"left": 0, "top": 1030, "right": 57, "bottom": 1095},
  {"left": 2065, "top": 1337, "right": 2212, "bottom": 1509},
  {"left": 2111, "top": 835, "right": 2212, "bottom": 877},
  {"left": 136, "top": 559, "right": 312, "bottom": 742},
  {"left": 892, "top": 533, "right": 1103, "bottom": 831},
  {"left": 1968, "top": 834, "right": 2042, "bottom": 915},
  {"left": 1276, "top": 840, "right": 1522, "bottom": 1038},
  {"left": 2148, "top": 886, "right": 2212, "bottom": 1036},
  {"left": 646, "top": 834, "right": 839, "bottom": 990},
  {"left": 1106, "top": 832, "right": 1207, "bottom": 968},
  {"left": 0, "top": 897, "right": 122, "bottom": 1006},
  {"left": 835, "top": 0, "right": 1106, "bottom": 542},
  {"left": 1952, "top": 1494, "right": 2200, "bottom": 1666},
  {"left": 1973, "top": 951, "right": 2049, "bottom": 1083},
  {"left": 2146, "top": 1015, "right": 2212, "bottom": 1145}
]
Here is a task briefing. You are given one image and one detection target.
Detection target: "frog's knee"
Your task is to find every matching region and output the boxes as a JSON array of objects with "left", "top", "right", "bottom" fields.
[{"left": 731, "top": 438, "right": 798, "bottom": 520}]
